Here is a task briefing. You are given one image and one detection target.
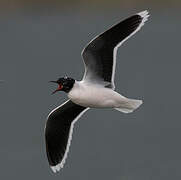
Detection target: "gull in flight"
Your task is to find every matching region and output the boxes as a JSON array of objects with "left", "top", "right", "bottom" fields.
[{"left": 45, "top": 10, "right": 149, "bottom": 173}]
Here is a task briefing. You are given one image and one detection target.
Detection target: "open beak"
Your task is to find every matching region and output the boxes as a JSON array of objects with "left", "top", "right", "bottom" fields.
[{"left": 50, "top": 81, "right": 63, "bottom": 94}]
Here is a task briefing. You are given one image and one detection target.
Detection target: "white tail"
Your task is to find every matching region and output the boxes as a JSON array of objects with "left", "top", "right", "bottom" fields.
[{"left": 115, "top": 99, "right": 143, "bottom": 113}]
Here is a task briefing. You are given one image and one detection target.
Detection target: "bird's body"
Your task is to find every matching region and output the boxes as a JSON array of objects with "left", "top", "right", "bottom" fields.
[
  {"left": 68, "top": 80, "right": 142, "bottom": 112},
  {"left": 68, "top": 81, "right": 123, "bottom": 108},
  {"left": 45, "top": 10, "right": 150, "bottom": 173}
]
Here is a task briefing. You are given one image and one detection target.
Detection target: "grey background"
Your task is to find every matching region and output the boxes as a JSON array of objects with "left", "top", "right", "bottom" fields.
[{"left": 0, "top": 8, "right": 180, "bottom": 180}]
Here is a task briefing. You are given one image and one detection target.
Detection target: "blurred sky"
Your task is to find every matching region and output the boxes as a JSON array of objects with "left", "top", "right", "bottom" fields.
[
  {"left": 0, "top": 0, "right": 180, "bottom": 14},
  {"left": 0, "top": 1, "right": 181, "bottom": 180}
]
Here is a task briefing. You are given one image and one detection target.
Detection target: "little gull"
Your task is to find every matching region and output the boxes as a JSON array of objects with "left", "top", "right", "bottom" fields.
[{"left": 45, "top": 10, "right": 149, "bottom": 173}]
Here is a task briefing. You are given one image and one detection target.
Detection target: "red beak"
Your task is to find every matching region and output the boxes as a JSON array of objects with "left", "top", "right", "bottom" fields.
[{"left": 50, "top": 81, "right": 63, "bottom": 94}]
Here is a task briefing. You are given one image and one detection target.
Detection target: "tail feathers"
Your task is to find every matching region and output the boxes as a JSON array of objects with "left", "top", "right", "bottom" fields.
[
  {"left": 115, "top": 99, "right": 143, "bottom": 114},
  {"left": 115, "top": 108, "right": 134, "bottom": 113}
]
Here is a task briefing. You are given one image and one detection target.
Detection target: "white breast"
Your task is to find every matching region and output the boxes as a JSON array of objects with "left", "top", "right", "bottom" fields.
[{"left": 68, "top": 81, "right": 125, "bottom": 108}]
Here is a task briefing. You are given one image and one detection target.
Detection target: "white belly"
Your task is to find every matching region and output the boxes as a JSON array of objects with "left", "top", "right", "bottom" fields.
[{"left": 68, "top": 82, "right": 126, "bottom": 108}]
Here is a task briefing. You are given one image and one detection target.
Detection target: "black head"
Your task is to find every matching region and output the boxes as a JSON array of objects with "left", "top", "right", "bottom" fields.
[{"left": 50, "top": 76, "right": 75, "bottom": 94}]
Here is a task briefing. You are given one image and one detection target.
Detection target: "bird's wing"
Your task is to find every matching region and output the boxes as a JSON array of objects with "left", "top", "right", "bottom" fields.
[
  {"left": 45, "top": 100, "right": 88, "bottom": 173},
  {"left": 81, "top": 10, "right": 149, "bottom": 89}
]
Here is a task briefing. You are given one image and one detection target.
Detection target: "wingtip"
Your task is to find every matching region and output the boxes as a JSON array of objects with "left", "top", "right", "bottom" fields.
[
  {"left": 137, "top": 10, "right": 149, "bottom": 17},
  {"left": 137, "top": 10, "right": 150, "bottom": 21},
  {"left": 51, "top": 164, "right": 63, "bottom": 173},
  {"left": 136, "top": 10, "right": 150, "bottom": 28}
]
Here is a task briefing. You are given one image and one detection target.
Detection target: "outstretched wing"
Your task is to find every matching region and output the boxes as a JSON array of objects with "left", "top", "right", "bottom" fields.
[
  {"left": 82, "top": 10, "right": 149, "bottom": 89},
  {"left": 45, "top": 100, "right": 88, "bottom": 173}
]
